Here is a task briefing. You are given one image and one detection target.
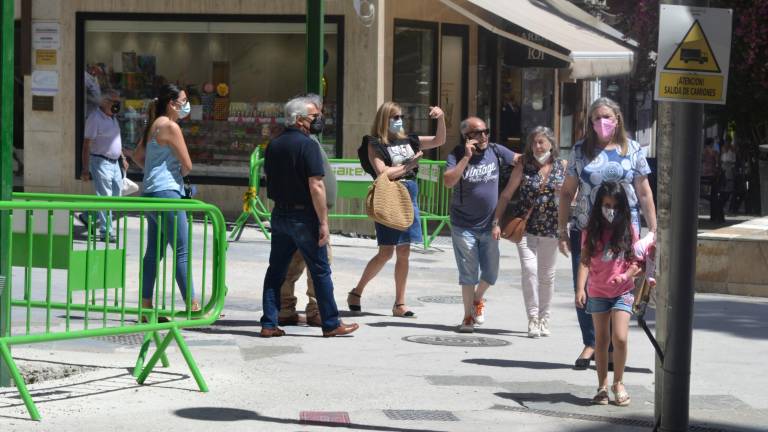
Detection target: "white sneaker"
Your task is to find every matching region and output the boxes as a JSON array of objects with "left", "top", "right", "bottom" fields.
[
  {"left": 457, "top": 316, "right": 475, "bottom": 333},
  {"left": 527, "top": 317, "right": 540, "bottom": 338},
  {"left": 539, "top": 317, "right": 551, "bottom": 337},
  {"left": 472, "top": 299, "right": 486, "bottom": 325}
]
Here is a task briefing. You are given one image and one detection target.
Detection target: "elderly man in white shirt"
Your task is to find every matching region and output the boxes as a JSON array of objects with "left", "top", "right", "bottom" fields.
[{"left": 81, "top": 89, "right": 127, "bottom": 240}]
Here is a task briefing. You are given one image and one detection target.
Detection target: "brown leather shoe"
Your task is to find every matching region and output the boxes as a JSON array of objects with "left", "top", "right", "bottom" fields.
[
  {"left": 322, "top": 322, "right": 359, "bottom": 338},
  {"left": 260, "top": 327, "right": 286, "bottom": 338}
]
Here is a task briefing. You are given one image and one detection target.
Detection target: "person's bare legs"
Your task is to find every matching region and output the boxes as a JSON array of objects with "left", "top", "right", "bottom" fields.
[
  {"left": 610, "top": 309, "right": 631, "bottom": 400},
  {"left": 349, "top": 245, "right": 395, "bottom": 307},
  {"left": 461, "top": 285, "right": 475, "bottom": 318},
  {"left": 592, "top": 312, "right": 612, "bottom": 390},
  {"left": 393, "top": 244, "right": 411, "bottom": 312}
]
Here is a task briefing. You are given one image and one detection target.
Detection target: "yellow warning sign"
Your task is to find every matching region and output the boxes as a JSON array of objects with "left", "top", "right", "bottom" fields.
[
  {"left": 658, "top": 72, "right": 723, "bottom": 101},
  {"left": 664, "top": 20, "right": 721, "bottom": 73}
]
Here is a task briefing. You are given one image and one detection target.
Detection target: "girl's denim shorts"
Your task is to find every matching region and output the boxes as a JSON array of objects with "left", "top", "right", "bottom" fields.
[{"left": 586, "top": 292, "right": 634, "bottom": 315}]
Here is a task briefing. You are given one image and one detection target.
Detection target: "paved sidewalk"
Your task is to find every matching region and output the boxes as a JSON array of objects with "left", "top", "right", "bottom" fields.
[{"left": 1, "top": 224, "right": 767, "bottom": 431}]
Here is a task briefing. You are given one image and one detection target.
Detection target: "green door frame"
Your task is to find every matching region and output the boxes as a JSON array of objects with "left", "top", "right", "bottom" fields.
[
  {"left": 306, "top": 0, "right": 324, "bottom": 96},
  {"left": 1, "top": 0, "right": 15, "bottom": 387}
]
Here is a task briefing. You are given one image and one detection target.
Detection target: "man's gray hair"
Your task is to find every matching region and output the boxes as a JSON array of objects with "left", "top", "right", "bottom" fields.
[
  {"left": 459, "top": 116, "right": 485, "bottom": 134},
  {"left": 304, "top": 93, "right": 323, "bottom": 110},
  {"left": 284, "top": 96, "right": 313, "bottom": 126}
]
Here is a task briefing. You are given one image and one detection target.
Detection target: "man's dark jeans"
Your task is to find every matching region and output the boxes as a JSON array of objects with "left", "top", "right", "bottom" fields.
[{"left": 260, "top": 208, "right": 340, "bottom": 332}]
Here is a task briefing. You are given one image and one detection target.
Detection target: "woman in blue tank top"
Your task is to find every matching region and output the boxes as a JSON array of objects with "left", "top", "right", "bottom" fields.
[{"left": 132, "top": 84, "right": 198, "bottom": 314}]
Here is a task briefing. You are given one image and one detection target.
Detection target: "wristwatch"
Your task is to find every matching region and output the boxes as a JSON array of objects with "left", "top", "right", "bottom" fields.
[{"left": 491, "top": 219, "right": 499, "bottom": 228}]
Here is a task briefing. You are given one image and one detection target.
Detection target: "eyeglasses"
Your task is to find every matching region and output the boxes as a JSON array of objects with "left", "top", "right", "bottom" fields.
[
  {"left": 306, "top": 113, "right": 321, "bottom": 119},
  {"left": 466, "top": 129, "right": 490, "bottom": 138},
  {"left": 390, "top": 114, "right": 405, "bottom": 121}
]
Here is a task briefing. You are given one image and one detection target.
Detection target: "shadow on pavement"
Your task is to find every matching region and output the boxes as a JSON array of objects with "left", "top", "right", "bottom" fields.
[
  {"left": 463, "top": 358, "right": 652, "bottom": 374},
  {"left": 367, "top": 321, "right": 526, "bottom": 335},
  {"left": 691, "top": 298, "right": 768, "bottom": 340},
  {"left": 0, "top": 371, "right": 191, "bottom": 421},
  {"left": 495, "top": 391, "right": 590, "bottom": 407},
  {"left": 174, "top": 407, "right": 447, "bottom": 432}
]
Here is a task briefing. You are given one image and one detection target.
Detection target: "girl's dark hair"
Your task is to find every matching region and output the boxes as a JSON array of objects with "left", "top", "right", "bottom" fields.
[
  {"left": 580, "top": 181, "right": 633, "bottom": 266},
  {"left": 141, "top": 84, "right": 181, "bottom": 146}
]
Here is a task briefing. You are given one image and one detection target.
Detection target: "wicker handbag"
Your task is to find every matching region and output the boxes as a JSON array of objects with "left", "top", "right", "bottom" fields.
[{"left": 365, "top": 174, "right": 414, "bottom": 231}]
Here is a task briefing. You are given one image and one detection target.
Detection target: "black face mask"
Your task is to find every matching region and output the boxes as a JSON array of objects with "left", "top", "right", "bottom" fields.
[
  {"left": 309, "top": 115, "right": 324, "bottom": 134},
  {"left": 110, "top": 101, "right": 121, "bottom": 114}
]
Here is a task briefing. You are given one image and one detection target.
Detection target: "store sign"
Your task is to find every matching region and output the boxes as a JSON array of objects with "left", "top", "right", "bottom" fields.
[
  {"left": 654, "top": 5, "right": 731, "bottom": 104},
  {"left": 331, "top": 162, "right": 370, "bottom": 182},
  {"left": 31, "top": 70, "right": 59, "bottom": 96},
  {"left": 35, "top": 49, "right": 57, "bottom": 66},
  {"left": 32, "top": 22, "right": 60, "bottom": 50}
]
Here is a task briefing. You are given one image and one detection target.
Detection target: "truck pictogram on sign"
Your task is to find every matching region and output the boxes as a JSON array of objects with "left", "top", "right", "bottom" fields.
[{"left": 664, "top": 20, "right": 721, "bottom": 73}]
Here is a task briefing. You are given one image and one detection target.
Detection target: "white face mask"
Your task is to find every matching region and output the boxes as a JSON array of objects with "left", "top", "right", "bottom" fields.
[
  {"left": 602, "top": 206, "right": 616, "bottom": 223},
  {"left": 534, "top": 151, "right": 551, "bottom": 164}
]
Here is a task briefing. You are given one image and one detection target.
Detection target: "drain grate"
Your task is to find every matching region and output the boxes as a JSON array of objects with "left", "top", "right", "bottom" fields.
[
  {"left": 384, "top": 410, "right": 459, "bottom": 421},
  {"left": 299, "top": 411, "right": 350, "bottom": 425},
  {"left": 403, "top": 335, "right": 510, "bottom": 347},
  {"left": 493, "top": 405, "right": 737, "bottom": 432},
  {"left": 417, "top": 295, "right": 464, "bottom": 304},
  {"left": 94, "top": 334, "right": 146, "bottom": 346}
]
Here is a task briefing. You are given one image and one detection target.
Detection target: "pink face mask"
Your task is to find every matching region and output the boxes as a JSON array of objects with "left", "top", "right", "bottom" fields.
[{"left": 593, "top": 118, "right": 616, "bottom": 141}]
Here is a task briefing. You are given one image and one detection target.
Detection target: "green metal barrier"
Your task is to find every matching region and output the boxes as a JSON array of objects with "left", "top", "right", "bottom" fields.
[
  {"left": 229, "top": 151, "right": 452, "bottom": 249},
  {"left": 0, "top": 193, "right": 228, "bottom": 420}
]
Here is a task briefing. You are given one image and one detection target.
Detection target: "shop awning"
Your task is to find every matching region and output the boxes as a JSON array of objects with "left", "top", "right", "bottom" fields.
[{"left": 440, "top": 0, "right": 635, "bottom": 79}]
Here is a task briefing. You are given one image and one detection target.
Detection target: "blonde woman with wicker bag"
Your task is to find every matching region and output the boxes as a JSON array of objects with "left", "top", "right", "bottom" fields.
[{"left": 348, "top": 102, "right": 446, "bottom": 317}]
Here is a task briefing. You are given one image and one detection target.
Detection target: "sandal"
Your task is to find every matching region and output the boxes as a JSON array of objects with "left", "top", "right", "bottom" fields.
[
  {"left": 347, "top": 291, "right": 362, "bottom": 313},
  {"left": 592, "top": 386, "right": 609, "bottom": 405},
  {"left": 392, "top": 304, "right": 416, "bottom": 318},
  {"left": 611, "top": 382, "right": 631, "bottom": 406}
]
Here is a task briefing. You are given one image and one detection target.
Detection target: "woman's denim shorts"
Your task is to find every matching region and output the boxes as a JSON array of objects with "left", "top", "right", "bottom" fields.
[
  {"left": 586, "top": 292, "right": 634, "bottom": 315},
  {"left": 374, "top": 179, "right": 423, "bottom": 246}
]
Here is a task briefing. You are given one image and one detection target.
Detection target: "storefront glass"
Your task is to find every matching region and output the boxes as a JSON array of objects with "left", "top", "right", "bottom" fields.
[
  {"left": 78, "top": 16, "right": 341, "bottom": 183},
  {"left": 393, "top": 20, "right": 437, "bottom": 137}
]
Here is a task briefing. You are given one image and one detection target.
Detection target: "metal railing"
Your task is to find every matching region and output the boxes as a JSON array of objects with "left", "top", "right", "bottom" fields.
[
  {"left": 229, "top": 150, "right": 452, "bottom": 248},
  {"left": 0, "top": 193, "right": 228, "bottom": 420}
]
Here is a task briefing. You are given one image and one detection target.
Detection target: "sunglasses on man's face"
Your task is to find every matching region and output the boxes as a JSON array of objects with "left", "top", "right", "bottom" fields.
[{"left": 466, "top": 129, "right": 490, "bottom": 138}]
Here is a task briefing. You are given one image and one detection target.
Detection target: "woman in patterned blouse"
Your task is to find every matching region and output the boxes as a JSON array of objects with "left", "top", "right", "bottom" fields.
[
  {"left": 557, "top": 97, "right": 657, "bottom": 370},
  {"left": 492, "top": 126, "right": 566, "bottom": 338}
]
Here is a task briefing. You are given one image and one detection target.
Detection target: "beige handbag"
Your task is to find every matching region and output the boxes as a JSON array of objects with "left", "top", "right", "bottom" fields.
[{"left": 365, "top": 174, "right": 414, "bottom": 231}]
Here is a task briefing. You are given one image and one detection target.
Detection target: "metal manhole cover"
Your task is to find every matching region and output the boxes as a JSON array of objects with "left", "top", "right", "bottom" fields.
[
  {"left": 403, "top": 335, "right": 510, "bottom": 347},
  {"left": 417, "top": 295, "right": 464, "bottom": 304},
  {"left": 94, "top": 334, "right": 146, "bottom": 346},
  {"left": 384, "top": 410, "right": 459, "bottom": 421}
]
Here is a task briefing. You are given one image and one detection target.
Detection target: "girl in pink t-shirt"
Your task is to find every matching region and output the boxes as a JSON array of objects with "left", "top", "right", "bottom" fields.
[{"left": 575, "top": 181, "right": 641, "bottom": 407}]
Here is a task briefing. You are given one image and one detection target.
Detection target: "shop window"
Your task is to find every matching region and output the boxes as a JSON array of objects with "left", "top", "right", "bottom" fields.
[
  {"left": 393, "top": 20, "right": 437, "bottom": 137},
  {"left": 77, "top": 15, "right": 343, "bottom": 184}
]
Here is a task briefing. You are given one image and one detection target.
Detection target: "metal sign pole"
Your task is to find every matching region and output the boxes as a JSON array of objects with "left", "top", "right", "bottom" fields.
[
  {"left": 0, "top": 0, "right": 15, "bottom": 388},
  {"left": 657, "top": 1, "right": 709, "bottom": 430}
]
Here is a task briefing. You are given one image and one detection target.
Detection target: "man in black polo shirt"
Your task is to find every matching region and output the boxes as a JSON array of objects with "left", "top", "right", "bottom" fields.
[{"left": 260, "top": 96, "right": 359, "bottom": 338}]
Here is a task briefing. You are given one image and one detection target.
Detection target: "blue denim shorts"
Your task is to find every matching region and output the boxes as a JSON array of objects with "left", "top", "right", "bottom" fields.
[
  {"left": 586, "top": 292, "right": 634, "bottom": 315},
  {"left": 375, "top": 179, "right": 423, "bottom": 246},
  {"left": 451, "top": 226, "right": 500, "bottom": 286}
]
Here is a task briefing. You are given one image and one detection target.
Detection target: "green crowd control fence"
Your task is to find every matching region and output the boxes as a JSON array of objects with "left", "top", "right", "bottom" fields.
[
  {"left": 228, "top": 150, "right": 453, "bottom": 249},
  {"left": 0, "top": 193, "right": 228, "bottom": 420}
]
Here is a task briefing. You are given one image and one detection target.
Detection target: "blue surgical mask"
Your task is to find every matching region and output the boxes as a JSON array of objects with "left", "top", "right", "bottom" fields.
[
  {"left": 178, "top": 101, "right": 191, "bottom": 119},
  {"left": 389, "top": 118, "right": 403, "bottom": 134}
]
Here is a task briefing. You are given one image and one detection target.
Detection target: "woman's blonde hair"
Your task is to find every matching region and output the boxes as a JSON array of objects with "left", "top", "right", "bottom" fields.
[
  {"left": 584, "top": 97, "right": 628, "bottom": 160},
  {"left": 371, "top": 101, "right": 407, "bottom": 145}
]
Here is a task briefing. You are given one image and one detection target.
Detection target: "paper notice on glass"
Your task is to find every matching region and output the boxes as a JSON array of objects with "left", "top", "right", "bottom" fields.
[{"left": 31, "top": 70, "right": 59, "bottom": 96}]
